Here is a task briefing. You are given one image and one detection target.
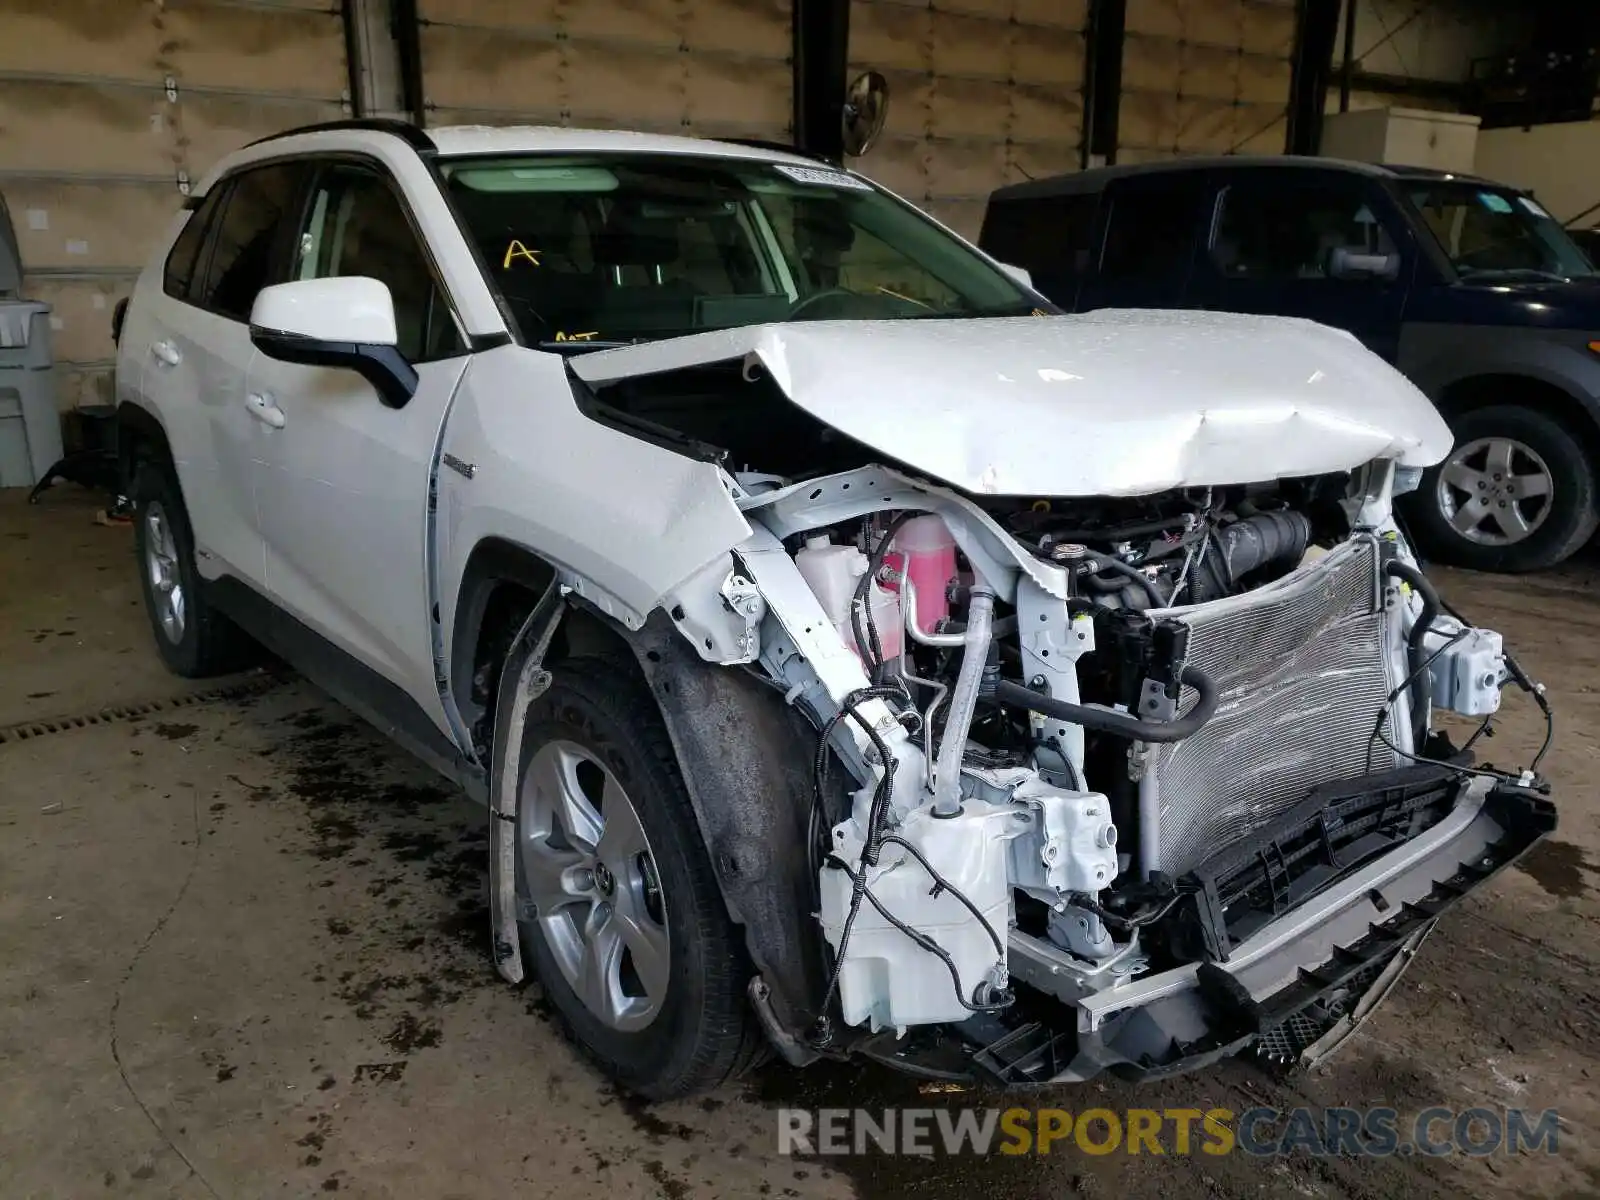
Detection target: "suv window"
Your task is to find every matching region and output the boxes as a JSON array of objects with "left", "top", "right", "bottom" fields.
[
  {"left": 295, "top": 162, "right": 463, "bottom": 361},
  {"left": 162, "top": 188, "right": 226, "bottom": 302},
  {"left": 199, "top": 162, "right": 301, "bottom": 320},
  {"left": 1099, "top": 177, "right": 1207, "bottom": 289},
  {"left": 979, "top": 193, "right": 1099, "bottom": 305},
  {"left": 1211, "top": 180, "right": 1396, "bottom": 280}
]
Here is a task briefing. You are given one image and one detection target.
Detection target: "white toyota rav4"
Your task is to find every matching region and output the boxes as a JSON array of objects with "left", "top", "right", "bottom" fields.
[{"left": 116, "top": 119, "right": 1555, "bottom": 1099}]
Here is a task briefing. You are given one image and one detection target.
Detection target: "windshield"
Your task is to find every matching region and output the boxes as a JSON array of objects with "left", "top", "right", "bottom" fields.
[
  {"left": 438, "top": 153, "right": 1038, "bottom": 346},
  {"left": 1406, "top": 181, "right": 1596, "bottom": 280}
]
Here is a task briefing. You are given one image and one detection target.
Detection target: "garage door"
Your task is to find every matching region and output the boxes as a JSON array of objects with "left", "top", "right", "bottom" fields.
[
  {"left": 417, "top": 0, "right": 793, "bottom": 143},
  {"left": 0, "top": 0, "right": 349, "bottom": 411},
  {"left": 847, "top": 0, "right": 1087, "bottom": 239},
  {"left": 1120, "top": 0, "right": 1296, "bottom": 163}
]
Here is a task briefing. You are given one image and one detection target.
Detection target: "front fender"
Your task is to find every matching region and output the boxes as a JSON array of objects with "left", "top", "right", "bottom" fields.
[{"left": 487, "top": 597, "right": 824, "bottom": 1047}]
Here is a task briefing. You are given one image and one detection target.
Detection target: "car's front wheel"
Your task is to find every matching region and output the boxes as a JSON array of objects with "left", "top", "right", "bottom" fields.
[
  {"left": 1406, "top": 404, "right": 1598, "bottom": 572},
  {"left": 514, "top": 658, "right": 759, "bottom": 1099}
]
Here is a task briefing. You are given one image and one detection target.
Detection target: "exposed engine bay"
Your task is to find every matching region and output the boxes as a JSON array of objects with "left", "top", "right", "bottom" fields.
[{"left": 667, "top": 459, "right": 1557, "bottom": 1082}]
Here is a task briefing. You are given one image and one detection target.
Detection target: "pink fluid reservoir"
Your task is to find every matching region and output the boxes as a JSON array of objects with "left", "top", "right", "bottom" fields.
[{"left": 893, "top": 515, "right": 957, "bottom": 633}]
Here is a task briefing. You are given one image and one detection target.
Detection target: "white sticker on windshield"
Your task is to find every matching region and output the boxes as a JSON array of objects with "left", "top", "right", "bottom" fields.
[
  {"left": 773, "top": 163, "right": 873, "bottom": 191},
  {"left": 1518, "top": 195, "right": 1551, "bottom": 219},
  {"left": 1477, "top": 192, "right": 1514, "bottom": 214}
]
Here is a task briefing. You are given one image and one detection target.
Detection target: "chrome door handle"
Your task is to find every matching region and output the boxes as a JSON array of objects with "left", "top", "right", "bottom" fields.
[
  {"left": 150, "top": 340, "right": 182, "bottom": 366},
  {"left": 246, "top": 391, "right": 286, "bottom": 429}
]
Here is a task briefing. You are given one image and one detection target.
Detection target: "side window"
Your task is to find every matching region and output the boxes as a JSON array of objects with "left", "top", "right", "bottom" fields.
[
  {"left": 979, "top": 193, "right": 1098, "bottom": 303},
  {"left": 162, "top": 187, "right": 227, "bottom": 302},
  {"left": 198, "top": 162, "right": 301, "bottom": 320},
  {"left": 1211, "top": 181, "right": 1397, "bottom": 280},
  {"left": 1099, "top": 178, "right": 1208, "bottom": 287},
  {"left": 295, "top": 163, "right": 463, "bottom": 362}
]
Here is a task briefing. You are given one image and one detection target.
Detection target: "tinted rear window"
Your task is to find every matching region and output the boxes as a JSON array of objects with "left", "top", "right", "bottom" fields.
[
  {"left": 1099, "top": 178, "right": 1208, "bottom": 283},
  {"left": 979, "top": 192, "right": 1099, "bottom": 304}
]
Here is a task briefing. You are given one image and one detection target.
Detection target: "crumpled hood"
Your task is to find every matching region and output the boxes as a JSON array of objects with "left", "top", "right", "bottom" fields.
[{"left": 570, "top": 309, "right": 1454, "bottom": 497}]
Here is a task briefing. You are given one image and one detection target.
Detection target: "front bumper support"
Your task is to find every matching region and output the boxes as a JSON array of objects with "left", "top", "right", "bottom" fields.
[{"left": 987, "top": 774, "right": 1554, "bottom": 1085}]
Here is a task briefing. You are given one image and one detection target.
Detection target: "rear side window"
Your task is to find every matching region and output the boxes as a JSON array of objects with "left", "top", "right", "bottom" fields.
[
  {"left": 162, "top": 188, "right": 226, "bottom": 302},
  {"left": 979, "top": 193, "right": 1099, "bottom": 305},
  {"left": 1099, "top": 178, "right": 1207, "bottom": 284},
  {"left": 198, "top": 162, "right": 301, "bottom": 321}
]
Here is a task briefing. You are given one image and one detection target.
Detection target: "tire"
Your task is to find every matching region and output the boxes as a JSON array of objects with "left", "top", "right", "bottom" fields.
[
  {"left": 131, "top": 459, "right": 256, "bottom": 677},
  {"left": 1404, "top": 404, "right": 1598, "bottom": 573},
  {"left": 515, "top": 658, "right": 759, "bottom": 1099}
]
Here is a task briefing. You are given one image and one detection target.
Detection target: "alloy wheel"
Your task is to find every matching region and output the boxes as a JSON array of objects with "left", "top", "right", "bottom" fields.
[
  {"left": 1435, "top": 436, "right": 1554, "bottom": 547},
  {"left": 518, "top": 740, "right": 670, "bottom": 1032},
  {"left": 143, "top": 501, "right": 187, "bottom": 644}
]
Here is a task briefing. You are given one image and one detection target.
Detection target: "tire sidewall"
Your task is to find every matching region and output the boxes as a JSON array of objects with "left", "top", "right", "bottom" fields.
[
  {"left": 516, "top": 673, "right": 731, "bottom": 1096},
  {"left": 132, "top": 462, "right": 205, "bottom": 675},
  {"left": 1405, "top": 405, "right": 1597, "bottom": 572}
]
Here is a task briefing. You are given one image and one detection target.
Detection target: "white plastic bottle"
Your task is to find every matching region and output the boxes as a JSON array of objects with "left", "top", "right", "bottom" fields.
[{"left": 794, "top": 535, "right": 903, "bottom": 664}]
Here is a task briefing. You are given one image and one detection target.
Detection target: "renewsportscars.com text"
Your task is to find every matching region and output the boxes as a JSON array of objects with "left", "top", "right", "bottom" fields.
[{"left": 777, "top": 1106, "right": 1561, "bottom": 1158}]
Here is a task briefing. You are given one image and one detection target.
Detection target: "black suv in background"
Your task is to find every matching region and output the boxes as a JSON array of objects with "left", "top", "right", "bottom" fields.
[{"left": 980, "top": 158, "right": 1600, "bottom": 571}]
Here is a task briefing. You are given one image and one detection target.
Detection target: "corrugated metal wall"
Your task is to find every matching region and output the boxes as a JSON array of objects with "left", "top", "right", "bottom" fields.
[
  {"left": 846, "top": 0, "right": 1087, "bottom": 239},
  {"left": 415, "top": 0, "right": 793, "bottom": 142},
  {"left": 1119, "top": 0, "right": 1296, "bottom": 163},
  {"left": 0, "top": 0, "right": 349, "bottom": 411}
]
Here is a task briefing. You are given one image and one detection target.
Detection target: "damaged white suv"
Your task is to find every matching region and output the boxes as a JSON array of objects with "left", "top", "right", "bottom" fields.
[{"left": 116, "top": 120, "right": 1556, "bottom": 1099}]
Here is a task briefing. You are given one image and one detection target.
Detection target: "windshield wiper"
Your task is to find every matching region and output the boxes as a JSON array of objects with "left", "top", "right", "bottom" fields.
[{"left": 535, "top": 339, "right": 635, "bottom": 354}]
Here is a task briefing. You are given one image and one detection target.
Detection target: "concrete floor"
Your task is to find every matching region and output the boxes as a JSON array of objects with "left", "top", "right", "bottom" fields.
[{"left": 3, "top": 485, "right": 1600, "bottom": 1200}]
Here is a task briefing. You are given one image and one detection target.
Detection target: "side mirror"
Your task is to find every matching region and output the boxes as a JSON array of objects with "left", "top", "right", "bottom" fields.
[
  {"left": 249, "top": 277, "right": 418, "bottom": 409},
  {"left": 997, "top": 262, "right": 1034, "bottom": 290},
  {"left": 1327, "top": 247, "right": 1399, "bottom": 282}
]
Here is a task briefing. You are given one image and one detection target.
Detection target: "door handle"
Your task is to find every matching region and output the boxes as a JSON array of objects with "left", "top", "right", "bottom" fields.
[
  {"left": 246, "top": 391, "right": 286, "bottom": 429},
  {"left": 150, "top": 340, "right": 182, "bottom": 366}
]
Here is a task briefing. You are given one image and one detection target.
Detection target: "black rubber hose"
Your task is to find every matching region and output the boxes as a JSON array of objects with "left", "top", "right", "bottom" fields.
[
  {"left": 992, "top": 667, "right": 1221, "bottom": 744},
  {"left": 1188, "top": 510, "right": 1312, "bottom": 604},
  {"left": 1083, "top": 554, "right": 1167, "bottom": 609},
  {"left": 1383, "top": 558, "right": 1439, "bottom": 750}
]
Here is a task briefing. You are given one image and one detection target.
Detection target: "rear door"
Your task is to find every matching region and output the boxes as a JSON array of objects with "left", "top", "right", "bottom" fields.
[
  {"left": 1185, "top": 169, "right": 1413, "bottom": 361},
  {"left": 1077, "top": 171, "right": 1211, "bottom": 311},
  {"left": 140, "top": 161, "right": 302, "bottom": 586}
]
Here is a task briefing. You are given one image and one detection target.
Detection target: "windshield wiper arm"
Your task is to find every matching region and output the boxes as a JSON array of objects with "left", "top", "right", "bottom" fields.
[
  {"left": 1457, "top": 267, "right": 1570, "bottom": 283},
  {"left": 535, "top": 339, "right": 635, "bottom": 353}
]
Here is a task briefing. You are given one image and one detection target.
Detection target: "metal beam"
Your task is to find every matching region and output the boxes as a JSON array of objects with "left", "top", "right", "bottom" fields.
[
  {"left": 390, "top": 0, "right": 426, "bottom": 128},
  {"left": 792, "top": 0, "right": 850, "bottom": 162},
  {"left": 1287, "top": 0, "right": 1342, "bottom": 155},
  {"left": 1082, "top": 0, "right": 1126, "bottom": 167}
]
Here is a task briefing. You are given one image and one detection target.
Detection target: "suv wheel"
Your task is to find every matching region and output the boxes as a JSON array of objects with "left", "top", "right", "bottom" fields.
[
  {"left": 131, "top": 460, "right": 255, "bottom": 677},
  {"left": 1406, "top": 405, "right": 1598, "bottom": 572},
  {"left": 515, "top": 658, "right": 759, "bottom": 1099}
]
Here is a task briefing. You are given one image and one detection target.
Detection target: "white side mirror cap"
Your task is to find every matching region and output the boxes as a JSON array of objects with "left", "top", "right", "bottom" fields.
[{"left": 250, "top": 276, "right": 398, "bottom": 346}]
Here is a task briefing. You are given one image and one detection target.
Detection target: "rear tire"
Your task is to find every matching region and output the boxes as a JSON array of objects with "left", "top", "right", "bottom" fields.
[
  {"left": 515, "top": 657, "right": 759, "bottom": 1099},
  {"left": 131, "top": 459, "right": 255, "bottom": 677},
  {"left": 1405, "top": 404, "right": 1598, "bottom": 572}
]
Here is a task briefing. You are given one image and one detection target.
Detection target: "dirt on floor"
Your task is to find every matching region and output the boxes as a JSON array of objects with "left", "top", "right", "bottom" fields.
[{"left": 3, "top": 486, "right": 1600, "bottom": 1200}]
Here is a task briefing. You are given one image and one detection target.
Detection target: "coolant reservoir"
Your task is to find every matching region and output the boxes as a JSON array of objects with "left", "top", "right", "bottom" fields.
[
  {"left": 891, "top": 515, "right": 957, "bottom": 632},
  {"left": 795, "top": 535, "right": 902, "bottom": 663}
]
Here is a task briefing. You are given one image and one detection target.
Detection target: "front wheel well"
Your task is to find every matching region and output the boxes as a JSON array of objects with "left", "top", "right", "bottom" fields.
[
  {"left": 1434, "top": 374, "right": 1600, "bottom": 465},
  {"left": 452, "top": 542, "right": 642, "bottom": 758}
]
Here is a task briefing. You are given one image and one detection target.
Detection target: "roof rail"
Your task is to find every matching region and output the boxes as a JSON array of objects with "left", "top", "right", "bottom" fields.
[
  {"left": 247, "top": 118, "right": 436, "bottom": 153},
  {"left": 717, "top": 137, "right": 825, "bottom": 162}
]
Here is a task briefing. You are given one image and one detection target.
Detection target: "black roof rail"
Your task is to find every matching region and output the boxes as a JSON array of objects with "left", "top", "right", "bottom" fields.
[{"left": 246, "top": 118, "right": 436, "bottom": 153}]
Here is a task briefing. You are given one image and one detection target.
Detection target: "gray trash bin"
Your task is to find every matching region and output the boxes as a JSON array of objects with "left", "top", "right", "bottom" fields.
[{"left": 0, "top": 299, "right": 61, "bottom": 487}]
